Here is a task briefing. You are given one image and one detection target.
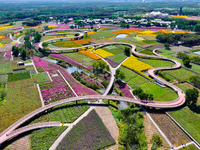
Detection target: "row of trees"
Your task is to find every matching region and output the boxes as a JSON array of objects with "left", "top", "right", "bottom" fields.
[
  {"left": 156, "top": 33, "right": 200, "bottom": 46},
  {"left": 177, "top": 52, "right": 200, "bottom": 66},
  {"left": 93, "top": 60, "right": 109, "bottom": 75},
  {"left": 22, "top": 20, "right": 42, "bottom": 27},
  {"left": 12, "top": 46, "right": 33, "bottom": 60},
  {"left": 132, "top": 87, "right": 154, "bottom": 100}
]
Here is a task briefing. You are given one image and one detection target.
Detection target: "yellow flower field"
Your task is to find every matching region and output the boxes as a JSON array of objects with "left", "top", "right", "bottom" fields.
[
  {"left": 0, "top": 26, "right": 14, "bottom": 31},
  {"left": 139, "top": 30, "right": 157, "bottom": 34},
  {"left": 122, "top": 55, "right": 153, "bottom": 72},
  {"left": 134, "top": 36, "right": 144, "bottom": 41},
  {"left": 112, "top": 29, "right": 141, "bottom": 34},
  {"left": 138, "top": 33, "right": 157, "bottom": 37},
  {"left": 172, "top": 15, "right": 190, "bottom": 19},
  {"left": 48, "top": 25, "right": 58, "bottom": 28},
  {"left": 93, "top": 49, "right": 114, "bottom": 58},
  {"left": 160, "top": 30, "right": 188, "bottom": 34},
  {"left": 86, "top": 47, "right": 94, "bottom": 51},
  {"left": 0, "top": 44, "right": 5, "bottom": 48}
]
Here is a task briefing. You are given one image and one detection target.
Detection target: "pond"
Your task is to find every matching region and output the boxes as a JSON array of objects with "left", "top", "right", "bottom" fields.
[
  {"left": 115, "top": 34, "right": 128, "bottom": 38},
  {"left": 194, "top": 51, "right": 200, "bottom": 55},
  {"left": 66, "top": 66, "right": 82, "bottom": 74}
]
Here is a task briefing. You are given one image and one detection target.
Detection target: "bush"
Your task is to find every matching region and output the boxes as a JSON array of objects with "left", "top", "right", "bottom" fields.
[
  {"left": 101, "top": 81, "right": 109, "bottom": 88},
  {"left": 150, "top": 133, "right": 163, "bottom": 148}
]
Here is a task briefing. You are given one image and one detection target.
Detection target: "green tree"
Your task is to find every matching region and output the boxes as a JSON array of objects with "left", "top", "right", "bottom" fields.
[
  {"left": 34, "top": 31, "right": 42, "bottom": 43},
  {"left": 21, "top": 49, "right": 26, "bottom": 60},
  {"left": 150, "top": 133, "right": 162, "bottom": 149},
  {"left": 42, "top": 42, "right": 48, "bottom": 49},
  {"left": 164, "top": 43, "right": 170, "bottom": 50},
  {"left": 124, "top": 47, "right": 131, "bottom": 56},
  {"left": 24, "top": 36, "right": 30, "bottom": 42},
  {"left": 115, "top": 69, "right": 125, "bottom": 81},
  {"left": 12, "top": 46, "right": 19, "bottom": 57},
  {"left": 186, "top": 88, "right": 199, "bottom": 105},
  {"left": 194, "top": 24, "right": 200, "bottom": 34},
  {"left": 183, "top": 56, "right": 191, "bottom": 67}
]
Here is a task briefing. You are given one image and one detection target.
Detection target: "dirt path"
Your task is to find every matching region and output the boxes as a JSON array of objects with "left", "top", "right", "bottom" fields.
[
  {"left": 144, "top": 114, "right": 171, "bottom": 150},
  {"left": 95, "top": 106, "right": 119, "bottom": 144},
  {"left": 3, "top": 134, "right": 31, "bottom": 150}
]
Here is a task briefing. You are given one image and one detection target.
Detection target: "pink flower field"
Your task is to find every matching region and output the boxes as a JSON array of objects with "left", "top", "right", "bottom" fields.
[
  {"left": 115, "top": 82, "right": 134, "bottom": 98},
  {"left": 50, "top": 53, "right": 86, "bottom": 68}
]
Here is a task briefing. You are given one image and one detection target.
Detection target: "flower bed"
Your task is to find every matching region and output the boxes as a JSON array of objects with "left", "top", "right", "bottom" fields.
[
  {"left": 79, "top": 50, "right": 101, "bottom": 60},
  {"left": 122, "top": 55, "right": 153, "bottom": 72},
  {"left": 40, "top": 76, "right": 75, "bottom": 104},
  {"left": 5, "top": 50, "right": 11, "bottom": 57},
  {"left": 104, "top": 58, "right": 119, "bottom": 68},
  {"left": 50, "top": 53, "right": 86, "bottom": 68},
  {"left": 93, "top": 49, "right": 114, "bottom": 58},
  {"left": 57, "top": 110, "right": 115, "bottom": 150},
  {"left": 112, "top": 29, "right": 141, "bottom": 35},
  {"left": 115, "top": 82, "right": 134, "bottom": 98},
  {"left": 73, "top": 38, "right": 93, "bottom": 45},
  {"left": 60, "top": 69, "right": 99, "bottom": 96},
  {"left": 52, "top": 41, "right": 80, "bottom": 47}
]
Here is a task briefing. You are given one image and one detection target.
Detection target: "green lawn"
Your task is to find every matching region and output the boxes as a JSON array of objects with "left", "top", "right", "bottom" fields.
[
  {"left": 63, "top": 52, "right": 96, "bottom": 67},
  {"left": 139, "top": 49, "right": 154, "bottom": 55},
  {"left": 24, "top": 59, "right": 32, "bottom": 63},
  {"left": 168, "top": 106, "right": 200, "bottom": 144},
  {"left": 0, "top": 78, "right": 41, "bottom": 133},
  {"left": 127, "top": 75, "right": 150, "bottom": 89},
  {"left": 8, "top": 72, "right": 30, "bottom": 82},
  {"left": 138, "top": 58, "right": 175, "bottom": 67},
  {"left": 30, "top": 127, "right": 68, "bottom": 150},
  {"left": 107, "top": 54, "right": 127, "bottom": 64},
  {"left": 91, "top": 30, "right": 115, "bottom": 40},
  {"left": 32, "top": 72, "right": 51, "bottom": 84},
  {"left": 139, "top": 82, "right": 178, "bottom": 101},
  {"left": 102, "top": 45, "right": 124, "bottom": 55},
  {"left": 143, "top": 36, "right": 157, "bottom": 41},
  {"left": 119, "top": 66, "right": 138, "bottom": 82},
  {"left": 52, "top": 41, "right": 80, "bottom": 47},
  {"left": 0, "top": 63, "right": 12, "bottom": 74},
  {"left": 41, "top": 35, "right": 55, "bottom": 41},
  {"left": 119, "top": 66, "right": 150, "bottom": 88},
  {"left": 163, "top": 68, "right": 197, "bottom": 82}
]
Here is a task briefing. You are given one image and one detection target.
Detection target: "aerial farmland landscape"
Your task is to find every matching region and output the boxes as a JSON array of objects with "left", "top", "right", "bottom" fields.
[{"left": 0, "top": 0, "right": 200, "bottom": 149}]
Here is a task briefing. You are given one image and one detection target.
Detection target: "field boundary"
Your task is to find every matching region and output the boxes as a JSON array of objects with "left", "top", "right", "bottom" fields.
[{"left": 165, "top": 111, "right": 200, "bottom": 149}]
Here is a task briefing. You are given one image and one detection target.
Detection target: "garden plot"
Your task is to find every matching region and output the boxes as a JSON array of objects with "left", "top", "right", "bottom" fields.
[
  {"left": 148, "top": 110, "right": 191, "bottom": 147},
  {"left": 168, "top": 106, "right": 200, "bottom": 144},
  {"left": 32, "top": 72, "right": 51, "bottom": 84},
  {"left": 57, "top": 110, "right": 115, "bottom": 150},
  {"left": 0, "top": 78, "right": 41, "bottom": 133}
]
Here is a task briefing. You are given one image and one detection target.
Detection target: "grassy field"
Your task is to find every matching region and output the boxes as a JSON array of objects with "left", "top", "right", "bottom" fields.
[
  {"left": 63, "top": 52, "right": 96, "bottom": 67},
  {"left": 0, "top": 74, "right": 8, "bottom": 82},
  {"left": 127, "top": 75, "right": 150, "bottom": 89},
  {"left": 179, "top": 144, "right": 199, "bottom": 150},
  {"left": 138, "top": 58, "right": 175, "bottom": 67},
  {"left": 57, "top": 110, "right": 115, "bottom": 150},
  {"left": 140, "top": 82, "right": 178, "bottom": 101},
  {"left": 52, "top": 41, "right": 80, "bottom": 47},
  {"left": 139, "top": 49, "right": 154, "bottom": 55},
  {"left": 107, "top": 54, "right": 127, "bottom": 64},
  {"left": 143, "top": 36, "right": 157, "bottom": 40},
  {"left": 41, "top": 35, "right": 55, "bottom": 41},
  {"left": 168, "top": 106, "right": 200, "bottom": 144},
  {"left": 163, "top": 68, "right": 197, "bottom": 82},
  {"left": 0, "top": 78, "right": 41, "bottom": 133},
  {"left": 32, "top": 72, "right": 51, "bottom": 83},
  {"left": 0, "top": 63, "right": 12, "bottom": 74},
  {"left": 30, "top": 127, "right": 68, "bottom": 150},
  {"left": 158, "top": 48, "right": 200, "bottom": 75},
  {"left": 0, "top": 38, "right": 12, "bottom": 44},
  {"left": 102, "top": 45, "right": 124, "bottom": 55},
  {"left": 25, "top": 65, "right": 36, "bottom": 75},
  {"left": 48, "top": 101, "right": 90, "bottom": 123},
  {"left": 8, "top": 72, "right": 30, "bottom": 82},
  {"left": 119, "top": 66, "right": 138, "bottom": 82},
  {"left": 91, "top": 30, "right": 115, "bottom": 40}
]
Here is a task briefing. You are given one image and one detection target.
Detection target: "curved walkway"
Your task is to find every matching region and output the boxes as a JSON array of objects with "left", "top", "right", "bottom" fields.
[{"left": 0, "top": 35, "right": 186, "bottom": 145}]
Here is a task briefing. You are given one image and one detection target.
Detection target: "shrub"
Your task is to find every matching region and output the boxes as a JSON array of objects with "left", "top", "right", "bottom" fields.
[{"left": 8, "top": 72, "right": 31, "bottom": 82}]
